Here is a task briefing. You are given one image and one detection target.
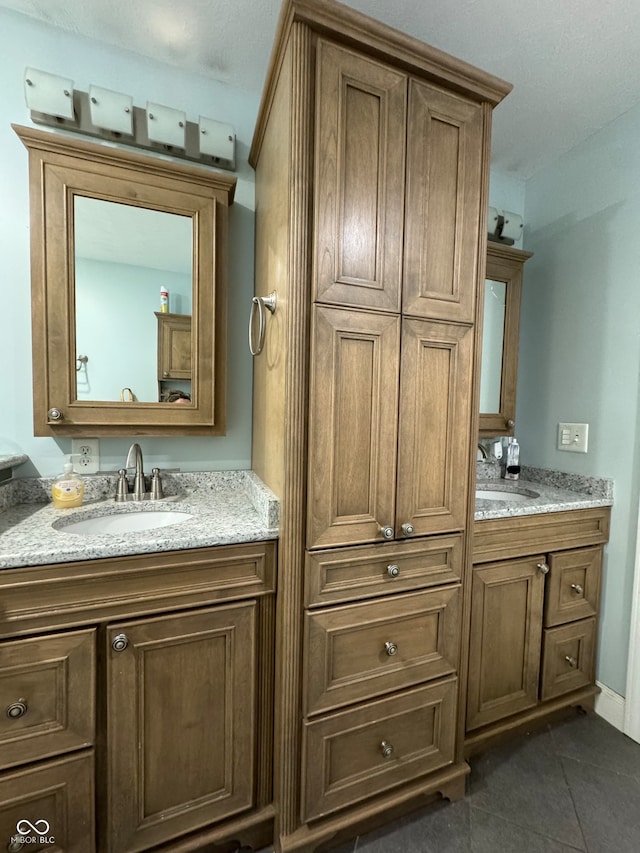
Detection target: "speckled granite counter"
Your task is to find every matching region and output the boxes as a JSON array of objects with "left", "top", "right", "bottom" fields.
[
  {"left": 475, "top": 465, "right": 613, "bottom": 521},
  {"left": 0, "top": 470, "right": 279, "bottom": 569}
]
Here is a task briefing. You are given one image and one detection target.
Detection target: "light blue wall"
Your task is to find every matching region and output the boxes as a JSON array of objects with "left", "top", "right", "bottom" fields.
[
  {"left": 1, "top": 8, "right": 259, "bottom": 476},
  {"left": 518, "top": 106, "right": 640, "bottom": 696}
]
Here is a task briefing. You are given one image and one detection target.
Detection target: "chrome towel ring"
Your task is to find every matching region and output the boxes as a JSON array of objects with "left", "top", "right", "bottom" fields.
[{"left": 249, "top": 291, "right": 277, "bottom": 356}]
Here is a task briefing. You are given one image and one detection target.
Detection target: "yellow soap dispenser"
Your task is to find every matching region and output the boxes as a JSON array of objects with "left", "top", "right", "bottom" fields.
[{"left": 52, "top": 459, "right": 85, "bottom": 508}]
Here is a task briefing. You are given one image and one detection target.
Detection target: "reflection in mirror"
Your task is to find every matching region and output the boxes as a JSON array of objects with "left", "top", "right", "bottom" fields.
[
  {"left": 74, "top": 197, "right": 192, "bottom": 403},
  {"left": 479, "top": 279, "right": 506, "bottom": 412}
]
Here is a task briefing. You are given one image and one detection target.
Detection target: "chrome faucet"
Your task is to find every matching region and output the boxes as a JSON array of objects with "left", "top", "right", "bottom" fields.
[
  {"left": 115, "top": 443, "right": 164, "bottom": 502},
  {"left": 126, "top": 442, "right": 146, "bottom": 500}
]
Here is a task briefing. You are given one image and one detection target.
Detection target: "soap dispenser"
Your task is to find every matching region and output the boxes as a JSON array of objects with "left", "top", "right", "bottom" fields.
[
  {"left": 504, "top": 437, "right": 520, "bottom": 481},
  {"left": 51, "top": 458, "right": 85, "bottom": 508}
]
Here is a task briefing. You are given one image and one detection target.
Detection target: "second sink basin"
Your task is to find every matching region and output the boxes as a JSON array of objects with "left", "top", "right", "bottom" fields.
[
  {"left": 476, "top": 486, "right": 540, "bottom": 502},
  {"left": 57, "top": 509, "right": 193, "bottom": 536}
]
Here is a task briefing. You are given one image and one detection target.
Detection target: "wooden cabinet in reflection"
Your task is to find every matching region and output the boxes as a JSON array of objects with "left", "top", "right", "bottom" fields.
[{"left": 156, "top": 312, "right": 192, "bottom": 402}]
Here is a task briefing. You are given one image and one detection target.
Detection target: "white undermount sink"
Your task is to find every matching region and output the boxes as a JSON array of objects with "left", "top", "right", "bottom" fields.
[
  {"left": 475, "top": 487, "right": 540, "bottom": 502},
  {"left": 57, "top": 509, "right": 193, "bottom": 536}
]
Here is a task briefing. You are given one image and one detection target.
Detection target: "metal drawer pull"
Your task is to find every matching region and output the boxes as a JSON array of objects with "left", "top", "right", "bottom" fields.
[
  {"left": 112, "top": 633, "right": 129, "bottom": 652},
  {"left": 386, "top": 564, "right": 400, "bottom": 578},
  {"left": 379, "top": 525, "right": 394, "bottom": 540},
  {"left": 248, "top": 291, "right": 277, "bottom": 356},
  {"left": 401, "top": 522, "right": 414, "bottom": 536},
  {"left": 537, "top": 562, "right": 550, "bottom": 575},
  {"left": 565, "top": 655, "right": 578, "bottom": 668},
  {"left": 570, "top": 583, "right": 584, "bottom": 595},
  {"left": 384, "top": 641, "right": 398, "bottom": 656},
  {"left": 6, "top": 700, "right": 28, "bottom": 720},
  {"left": 380, "top": 740, "right": 394, "bottom": 758},
  {"left": 8, "top": 837, "right": 27, "bottom": 852}
]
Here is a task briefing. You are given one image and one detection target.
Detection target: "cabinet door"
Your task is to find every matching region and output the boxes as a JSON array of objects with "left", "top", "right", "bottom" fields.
[
  {"left": 466, "top": 557, "right": 545, "bottom": 731},
  {"left": 307, "top": 306, "right": 401, "bottom": 549},
  {"left": 403, "top": 78, "right": 484, "bottom": 322},
  {"left": 156, "top": 312, "right": 192, "bottom": 380},
  {"left": 105, "top": 602, "right": 256, "bottom": 853},
  {"left": 396, "top": 318, "right": 473, "bottom": 537},
  {"left": 314, "top": 39, "right": 407, "bottom": 312}
]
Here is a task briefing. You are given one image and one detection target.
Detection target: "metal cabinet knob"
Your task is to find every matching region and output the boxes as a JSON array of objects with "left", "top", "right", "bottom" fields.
[
  {"left": 537, "top": 562, "right": 550, "bottom": 575},
  {"left": 6, "top": 700, "right": 28, "bottom": 720},
  {"left": 379, "top": 526, "right": 394, "bottom": 540},
  {"left": 570, "top": 583, "right": 584, "bottom": 595},
  {"left": 380, "top": 740, "right": 394, "bottom": 758},
  {"left": 506, "top": 419, "right": 515, "bottom": 429},
  {"left": 386, "top": 564, "right": 400, "bottom": 578},
  {"left": 565, "top": 655, "right": 578, "bottom": 668},
  {"left": 47, "top": 407, "right": 63, "bottom": 421},
  {"left": 162, "top": 371, "right": 170, "bottom": 378},
  {"left": 401, "top": 522, "right": 414, "bottom": 537},
  {"left": 112, "top": 633, "right": 129, "bottom": 652},
  {"left": 7, "top": 836, "right": 26, "bottom": 852},
  {"left": 384, "top": 641, "right": 398, "bottom": 657}
]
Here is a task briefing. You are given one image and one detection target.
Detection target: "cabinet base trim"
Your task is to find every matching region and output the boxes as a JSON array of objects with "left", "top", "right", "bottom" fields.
[
  {"left": 463, "top": 685, "right": 599, "bottom": 758},
  {"left": 150, "top": 805, "right": 275, "bottom": 853},
  {"left": 276, "top": 762, "right": 469, "bottom": 853}
]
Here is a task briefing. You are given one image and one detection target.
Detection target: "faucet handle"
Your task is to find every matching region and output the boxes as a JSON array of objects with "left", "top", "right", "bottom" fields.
[
  {"left": 151, "top": 468, "right": 164, "bottom": 500},
  {"left": 115, "top": 469, "right": 129, "bottom": 502}
]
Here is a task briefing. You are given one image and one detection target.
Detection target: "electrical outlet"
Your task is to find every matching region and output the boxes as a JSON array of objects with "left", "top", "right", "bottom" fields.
[
  {"left": 71, "top": 439, "right": 100, "bottom": 473},
  {"left": 557, "top": 422, "right": 589, "bottom": 453}
]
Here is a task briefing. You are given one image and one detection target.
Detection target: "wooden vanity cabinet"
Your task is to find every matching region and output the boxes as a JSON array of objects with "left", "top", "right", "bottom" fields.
[
  {"left": 465, "top": 508, "right": 610, "bottom": 753},
  {"left": 156, "top": 312, "right": 192, "bottom": 380},
  {"left": 250, "top": 2, "right": 511, "bottom": 848},
  {"left": 0, "top": 541, "right": 276, "bottom": 853}
]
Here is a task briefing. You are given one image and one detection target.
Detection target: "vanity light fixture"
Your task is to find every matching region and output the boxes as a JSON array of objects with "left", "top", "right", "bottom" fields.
[
  {"left": 23, "top": 67, "right": 236, "bottom": 171},
  {"left": 24, "top": 67, "right": 75, "bottom": 119},
  {"left": 88, "top": 85, "right": 133, "bottom": 135},
  {"left": 487, "top": 206, "right": 524, "bottom": 246},
  {"left": 146, "top": 102, "right": 186, "bottom": 149}
]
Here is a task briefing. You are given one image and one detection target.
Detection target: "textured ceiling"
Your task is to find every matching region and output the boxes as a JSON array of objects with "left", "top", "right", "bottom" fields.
[{"left": 3, "top": 0, "right": 640, "bottom": 179}]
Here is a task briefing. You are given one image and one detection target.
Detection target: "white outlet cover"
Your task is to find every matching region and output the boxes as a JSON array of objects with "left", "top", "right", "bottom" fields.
[{"left": 71, "top": 438, "right": 100, "bottom": 473}]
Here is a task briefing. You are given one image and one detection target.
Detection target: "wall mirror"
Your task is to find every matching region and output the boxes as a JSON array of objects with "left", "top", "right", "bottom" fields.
[
  {"left": 479, "top": 242, "right": 532, "bottom": 437},
  {"left": 14, "top": 124, "right": 236, "bottom": 436}
]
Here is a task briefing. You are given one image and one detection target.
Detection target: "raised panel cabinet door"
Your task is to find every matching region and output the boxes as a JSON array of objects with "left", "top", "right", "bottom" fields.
[
  {"left": 105, "top": 602, "right": 256, "bottom": 853},
  {"left": 395, "top": 318, "right": 474, "bottom": 537},
  {"left": 544, "top": 546, "right": 602, "bottom": 627},
  {"left": 156, "top": 312, "right": 192, "bottom": 380},
  {"left": 307, "top": 305, "right": 401, "bottom": 549},
  {"left": 403, "top": 78, "right": 484, "bottom": 322},
  {"left": 466, "top": 557, "right": 546, "bottom": 732},
  {"left": 314, "top": 39, "right": 407, "bottom": 312},
  {"left": 0, "top": 751, "right": 94, "bottom": 853}
]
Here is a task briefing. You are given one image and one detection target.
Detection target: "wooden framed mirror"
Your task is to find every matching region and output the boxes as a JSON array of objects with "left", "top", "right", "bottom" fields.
[
  {"left": 479, "top": 242, "right": 532, "bottom": 437},
  {"left": 14, "top": 124, "right": 236, "bottom": 436}
]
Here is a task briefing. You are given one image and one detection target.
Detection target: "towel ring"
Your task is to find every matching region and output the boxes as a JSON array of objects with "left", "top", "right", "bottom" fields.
[{"left": 249, "top": 292, "right": 277, "bottom": 356}]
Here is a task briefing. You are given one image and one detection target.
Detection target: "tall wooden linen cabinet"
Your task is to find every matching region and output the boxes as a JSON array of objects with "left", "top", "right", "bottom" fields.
[{"left": 250, "top": 2, "right": 511, "bottom": 850}]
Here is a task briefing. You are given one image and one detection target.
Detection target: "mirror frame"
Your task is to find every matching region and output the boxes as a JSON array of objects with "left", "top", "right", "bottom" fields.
[
  {"left": 14, "top": 124, "right": 236, "bottom": 436},
  {"left": 479, "top": 242, "right": 532, "bottom": 437}
]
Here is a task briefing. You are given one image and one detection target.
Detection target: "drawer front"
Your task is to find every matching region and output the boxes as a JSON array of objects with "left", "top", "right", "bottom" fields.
[
  {"left": 302, "top": 678, "right": 457, "bottom": 822},
  {"left": 304, "top": 587, "right": 460, "bottom": 715},
  {"left": 305, "top": 535, "right": 462, "bottom": 606},
  {"left": 541, "top": 618, "right": 596, "bottom": 701},
  {"left": 544, "top": 547, "right": 602, "bottom": 627},
  {"left": 0, "top": 751, "right": 95, "bottom": 853},
  {"left": 0, "top": 629, "right": 95, "bottom": 770}
]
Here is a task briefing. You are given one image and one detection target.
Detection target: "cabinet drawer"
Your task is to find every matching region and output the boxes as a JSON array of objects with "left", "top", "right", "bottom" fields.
[
  {"left": 0, "top": 629, "right": 95, "bottom": 770},
  {"left": 304, "top": 587, "right": 460, "bottom": 715},
  {"left": 305, "top": 535, "right": 462, "bottom": 606},
  {"left": 541, "top": 618, "right": 596, "bottom": 701},
  {"left": 302, "top": 678, "right": 457, "bottom": 822},
  {"left": 544, "top": 547, "right": 602, "bottom": 627},
  {"left": 0, "top": 751, "right": 94, "bottom": 852}
]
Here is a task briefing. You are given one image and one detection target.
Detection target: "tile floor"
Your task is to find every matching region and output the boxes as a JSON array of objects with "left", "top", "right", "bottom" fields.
[{"left": 257, "top": 711, "right": 640, "bottom": 853}]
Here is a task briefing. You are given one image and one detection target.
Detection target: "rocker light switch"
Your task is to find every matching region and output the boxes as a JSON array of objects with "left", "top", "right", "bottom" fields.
[{"left": 557, "top": 422, "right": 589, "bottom": 453}]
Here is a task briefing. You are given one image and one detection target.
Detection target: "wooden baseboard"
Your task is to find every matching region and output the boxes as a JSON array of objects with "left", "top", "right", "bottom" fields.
[{"left": 595, "top": 680, "right": 625, "bottom": 731}]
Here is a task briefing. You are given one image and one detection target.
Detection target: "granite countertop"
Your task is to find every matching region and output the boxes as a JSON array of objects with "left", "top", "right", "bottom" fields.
[
  {"left": 474, "top": 465, "right": 613, "bottom": 521},
  {"left": 0, "top": 471, "right": 279, "bottom": 570}
]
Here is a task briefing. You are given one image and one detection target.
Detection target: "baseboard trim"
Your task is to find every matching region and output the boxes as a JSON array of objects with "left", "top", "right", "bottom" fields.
[{"left": 594, "top": 680, "right": 625, "bottom": 731}]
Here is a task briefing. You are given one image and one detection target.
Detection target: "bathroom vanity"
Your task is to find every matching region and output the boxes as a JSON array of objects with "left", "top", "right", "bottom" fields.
[{"left": 0, "top": 474, "right": 278, "bottom": 853}]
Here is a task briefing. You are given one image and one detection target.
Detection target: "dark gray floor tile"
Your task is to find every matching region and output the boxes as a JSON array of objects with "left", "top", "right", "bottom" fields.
[
  {"left": 470, "top": 806, "right": 586, "bottom": 852},
  {"left": 561, "top": 755, "right": 640, "bottom": 853},
  {"left": 355, "top": 799, "right": 470, "bottom": 853},
  {"left": 468, "top": 727, "right": 583, "bottom": 847},
  {"left": 549, "top": 711, "right": 640, "bottom": 781}
]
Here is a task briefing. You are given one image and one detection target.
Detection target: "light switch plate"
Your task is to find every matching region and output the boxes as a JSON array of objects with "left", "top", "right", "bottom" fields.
[{"left": 557, "top": 422, "right": 589, "bottom": 453}]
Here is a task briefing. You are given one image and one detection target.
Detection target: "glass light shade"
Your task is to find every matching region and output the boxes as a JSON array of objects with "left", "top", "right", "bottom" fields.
[
  {"left": 24, "top": 67, "right": 74, "bottom": 119},
  {"left": 89, "top": 85, "right": 133, "bottom": 134},
  {"left": 146, "top": 102, "right": 186, "bottom": 148}
]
